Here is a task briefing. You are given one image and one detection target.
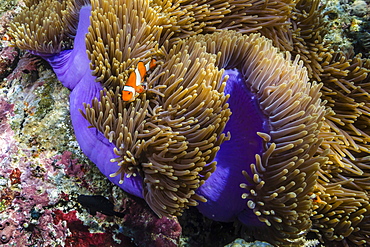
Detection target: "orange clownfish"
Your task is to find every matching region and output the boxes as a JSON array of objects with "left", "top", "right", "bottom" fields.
[
  {"left": 2, "top": 34, "right": 12, "bottom": 41},
  {"left": 309, "top": 192, "right": 324, "bottom": 204},
  {"left": 122, "top": 58, "right": 157, "bottom": 102}
]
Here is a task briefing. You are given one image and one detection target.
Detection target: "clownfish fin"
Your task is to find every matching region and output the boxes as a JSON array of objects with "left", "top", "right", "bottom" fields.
[
  {"left": 145, "top": 58, "right": 157, "bottom": 71},
  {"left": 136, "top": 85, "right": 145, "bottom": 93},
  {"left": 149, "top": 58, "right": 157, "bottom": 70},
  {"left": 122, "top": 86, "right": 136, "bottom": 101}
]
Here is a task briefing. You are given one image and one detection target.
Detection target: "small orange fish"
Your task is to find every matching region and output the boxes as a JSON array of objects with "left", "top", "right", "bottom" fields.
[
  {"left": 122, "top": 58, "right": 157, "bottom": 102},
  {"left": 309, "top": 192, "right": 323, "bottom": 204},
  {"left": 2, "top": 34, "right": 12, "bottom": 41}
]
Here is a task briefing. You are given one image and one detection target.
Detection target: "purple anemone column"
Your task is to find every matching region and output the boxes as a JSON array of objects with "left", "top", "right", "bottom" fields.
[
  {"left": 197, "top": 69, "right": 269, "bottom": 226},
  {"left": 36, "top": 5, "right": 144, "bottom": 198}
]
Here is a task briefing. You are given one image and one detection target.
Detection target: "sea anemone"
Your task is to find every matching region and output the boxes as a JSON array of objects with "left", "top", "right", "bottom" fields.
[
  {"left": 289, "top": 1, "right": 370, "bottom": 244},
  {"left": 191, "top": 31, "right": 326, "bottom": 244},
  {"left": 83, "top": 27, "right": 231, "bottom": 218},
  {"left": 8, "top": 0, "right": 370, "bottom": 245},
  {"left": 81, "top": 2, "right": 327, "bottom": 241},
  {"left": 9, "top": 0, "right": 70, "bottom": 53}
]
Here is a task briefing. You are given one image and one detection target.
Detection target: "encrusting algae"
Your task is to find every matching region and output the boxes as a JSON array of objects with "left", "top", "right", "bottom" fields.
[{"left": 7, "top": 0, "right": 370, "bottom": 245}]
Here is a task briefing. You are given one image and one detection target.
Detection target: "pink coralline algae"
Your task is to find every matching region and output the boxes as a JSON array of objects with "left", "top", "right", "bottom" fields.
[
  {"left": 5, "top": 51, "right": 39, "bottom": 82},
  {"left": 0, "top": 219, "right": 16, "bottom": 244},
  {"left": 54, "top": 151, "right": 86, "bottom": 181},
  {"left": 0, "top": 46, "right": 18, "bottom": 81},
  {"left": 0, "top": 97, "right": 181, "bottom": 246},
  {"left": 0, "top": 95, "right": 70, "bottom": 244},
  {"left": 53, "top": 209, "right": 134, "bottom": 247},
  {"left": 118, "top": 196, "right": 182, "bottom": 247},
  {"left": 0, "top": 98, "right": 15, "bottom": 160}
]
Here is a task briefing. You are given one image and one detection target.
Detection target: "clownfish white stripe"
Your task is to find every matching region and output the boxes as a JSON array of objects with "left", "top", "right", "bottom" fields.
[
  {"left": 134, "top": 67, "right": 141, "bottom": 87},
  {"left": 145, "top": 62, "right": 151, "bottom": 71},
  {"left": 123, "top": 85, "right": 135, "bottom": 95}
]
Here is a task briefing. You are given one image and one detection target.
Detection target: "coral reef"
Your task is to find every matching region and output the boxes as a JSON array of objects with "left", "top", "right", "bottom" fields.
[
  {"left": 4, "top": 0, "right": 370, "bottom": 246},
  {"left": 323, "top": 0, "right": 370, "bottom": 56}
]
